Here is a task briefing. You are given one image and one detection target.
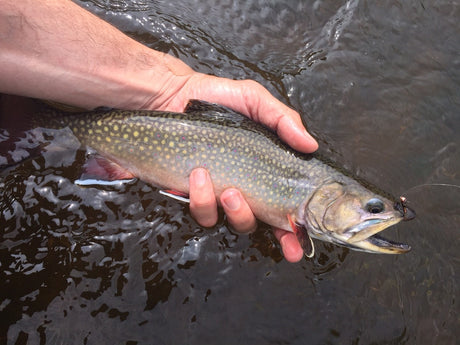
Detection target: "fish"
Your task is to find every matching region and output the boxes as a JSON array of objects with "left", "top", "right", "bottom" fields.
[{"left": 30, "top": 100, "right": 415, "bottom": 257}]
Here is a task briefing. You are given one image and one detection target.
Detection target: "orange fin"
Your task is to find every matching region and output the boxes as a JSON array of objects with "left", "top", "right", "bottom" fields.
[
  {"left": 159, "top": 190, "right": 190, "bottom": 203},
  {"left": 81, "top": 154, "right": 135, "bottom": 181},
  {"left": 287, "top": 214, "right": 315, "bottom": 258}
]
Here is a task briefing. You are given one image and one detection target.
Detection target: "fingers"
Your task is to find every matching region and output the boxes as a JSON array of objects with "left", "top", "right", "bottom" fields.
[
  {"left": 220, "top": 189, "right": 257, "bottom": 234},
  {"left": 180, "top": 75, "right": 318, "bottom": 153},
  {"left": 239, "top": 80, "right": 318, "bottom": 153},
  {"left": 189, "top": 169, "right": 303, "bottom": 262},
  {"left": 189, "top": 168, "right": 218, "bottom": 227},
  {"left": 189, "top": 169, "right": 257, "bottom": 234},
  {"left": 274, "top": 110, "right": 319, "bottom": 153},
  {"left": 273, "top": 228, "right": 304, "bottom": 263}
]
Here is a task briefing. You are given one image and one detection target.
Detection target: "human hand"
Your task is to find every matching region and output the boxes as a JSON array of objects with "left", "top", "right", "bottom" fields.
[
  {"left": 148, "top": 53, "right": 318, "bottom": 154},
  {"left": 149, "top": 54, "right": 317, "bottom": 263},
  {"left": 189, "top": 168, "right": 305, "bottom": 263},
  {"left": 0, "top": 0, "right": 314, "bottom": 261}
]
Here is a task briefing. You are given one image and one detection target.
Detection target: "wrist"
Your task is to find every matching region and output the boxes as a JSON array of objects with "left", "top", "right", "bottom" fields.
[{"left": 0, "top": 0, "right": 194, "bottom": 111}]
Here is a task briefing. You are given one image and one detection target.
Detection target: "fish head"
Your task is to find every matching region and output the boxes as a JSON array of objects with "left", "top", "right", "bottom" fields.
[{"left": 304, "top": 181, "right": 415, "bottom": 254}]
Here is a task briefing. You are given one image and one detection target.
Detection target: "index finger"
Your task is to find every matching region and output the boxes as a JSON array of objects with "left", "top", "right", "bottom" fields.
[
  {"left": 257, "top": 97, "right": 318, "bottom": 153},
  {"left": 241, "top": 81, "right": 318, "bottom": 153},
  {"left": 188, "top": 76, "right": 318, "bottom": 153}
]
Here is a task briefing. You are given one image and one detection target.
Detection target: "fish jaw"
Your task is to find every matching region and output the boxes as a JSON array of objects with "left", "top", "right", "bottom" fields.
[
  {"left": 342, "top": 233, "right": 411, "bottom": 254},
  {"left": 337, "top": 216, "right": 411, "bottom": 254},
  {"left": 345, "top": 214, "right": 402, "bottom": 244}
]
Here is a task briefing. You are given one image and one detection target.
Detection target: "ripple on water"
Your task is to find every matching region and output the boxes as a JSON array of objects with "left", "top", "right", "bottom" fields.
[{"left": 2, "top": 0, "right": 460, "bottom": 343}]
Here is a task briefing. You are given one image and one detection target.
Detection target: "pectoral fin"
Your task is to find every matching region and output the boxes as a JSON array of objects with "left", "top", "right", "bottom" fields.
[
  {"left": 287, "top": 214, "right": 315, "bottom": 258},
  {"left": 159, "top": 190, "right": 190, "bottom": 203},
  {"left": 81, "top": 154, "right": 135, "bottom": 181},
  {"left": 75, "top": 154, "right": 137, "bottom": 186}
]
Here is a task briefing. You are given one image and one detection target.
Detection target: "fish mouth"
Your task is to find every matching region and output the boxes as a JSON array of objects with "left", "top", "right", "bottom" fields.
[
  {"left": 353, "top": 233, "right": 412, "bottom": 253},
  {"left": 343, "top": 218, "right": 411, "bottom": 254},
  {"left": 339, "top": 199, "right": 415, "bottom": 254}
]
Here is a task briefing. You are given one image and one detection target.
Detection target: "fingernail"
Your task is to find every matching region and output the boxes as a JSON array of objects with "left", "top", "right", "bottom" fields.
[{"left": 222, "top": 191, "right": 241, "bottom": 211}]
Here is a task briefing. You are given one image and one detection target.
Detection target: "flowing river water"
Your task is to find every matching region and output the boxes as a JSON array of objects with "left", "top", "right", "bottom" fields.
[{"left": 1, "top": 1, "right": 459, "bottom": 344}]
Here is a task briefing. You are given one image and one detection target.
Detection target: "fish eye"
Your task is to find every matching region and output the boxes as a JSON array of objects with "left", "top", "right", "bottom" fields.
[{"left": 366, "top": 198, "right": 385, "bottom": 214}]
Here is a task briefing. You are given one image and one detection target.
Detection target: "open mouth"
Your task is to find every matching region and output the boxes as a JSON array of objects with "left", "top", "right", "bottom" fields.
[
  {"left": 347, "top": 232, "right": 412, "bottom": 254},
  {"left": 356, "top": 233, "right": 411, "bottom": 253},
  {"left": 343, "top": 213, "right": 413, "bottom": 254}
]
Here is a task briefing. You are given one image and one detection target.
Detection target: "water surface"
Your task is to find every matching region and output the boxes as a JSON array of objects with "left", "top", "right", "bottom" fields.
[{"left": 1, "top": 1, "right": 459, "bottom": 344}]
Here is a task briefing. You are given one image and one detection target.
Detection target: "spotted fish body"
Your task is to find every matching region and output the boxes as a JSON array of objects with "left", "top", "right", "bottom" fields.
[{"left": 35, "top": 100, "right": 414, "bottom": 256}]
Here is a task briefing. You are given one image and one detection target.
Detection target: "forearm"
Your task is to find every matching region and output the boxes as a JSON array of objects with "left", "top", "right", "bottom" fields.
[{"left": 0, "top": 0, "right": 187, "bottom": 110}]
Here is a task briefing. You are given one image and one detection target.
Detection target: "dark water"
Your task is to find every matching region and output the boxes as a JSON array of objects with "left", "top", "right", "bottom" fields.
[{"left": 1, "top": 0, "right": 459, "bottom": 344}]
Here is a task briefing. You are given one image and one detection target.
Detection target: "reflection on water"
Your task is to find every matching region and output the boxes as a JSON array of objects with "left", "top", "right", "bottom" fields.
[{"left": 1, "top": 0, "right": 460, "bottom": 344}]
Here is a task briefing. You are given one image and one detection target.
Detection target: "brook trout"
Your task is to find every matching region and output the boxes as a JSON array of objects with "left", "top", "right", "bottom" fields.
[{"left": 33, "top": 100, "right": 415, "bottom": 257}]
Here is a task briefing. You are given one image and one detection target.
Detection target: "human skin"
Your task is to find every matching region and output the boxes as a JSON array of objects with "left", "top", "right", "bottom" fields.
[{"left": 0, "top": 0, "right": 318, "bottom": 262}]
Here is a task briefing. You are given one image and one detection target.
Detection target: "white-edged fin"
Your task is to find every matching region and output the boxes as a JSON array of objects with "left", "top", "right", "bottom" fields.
[
  {"left": 82, "top": 154, "right": 136, "bottom": 181},
  {"left": 159, "top": 190, "right": 190, "bottom": 203},
  {"left": 75, "top": 178, "right": 135, "bottom": 186}
]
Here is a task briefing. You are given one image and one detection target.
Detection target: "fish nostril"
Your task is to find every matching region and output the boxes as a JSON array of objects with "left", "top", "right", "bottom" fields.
[{"left": 366, "top": 198, "right": 385, "bottom": 214}]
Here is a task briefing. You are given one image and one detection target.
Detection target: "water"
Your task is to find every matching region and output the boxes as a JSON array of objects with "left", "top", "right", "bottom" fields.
[{"left": 1, "top": 1, "right": 459, "bottom": 344}]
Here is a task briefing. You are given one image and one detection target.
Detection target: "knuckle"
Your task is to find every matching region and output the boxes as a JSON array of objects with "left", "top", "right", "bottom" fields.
[{"left": 190, "top": 196, "right": 215, "bottom": 210}]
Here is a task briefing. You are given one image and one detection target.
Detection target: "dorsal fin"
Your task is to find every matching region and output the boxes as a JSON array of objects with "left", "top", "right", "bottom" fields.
[
  {"left": 183, "top": 100, "right": 295, "bottom": 156},
  {"left": 183, "top": 99, "right": 259, "bottom": 129},
  {"left": 184, "top": 100, "right": 235, "bottom": 114}
]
